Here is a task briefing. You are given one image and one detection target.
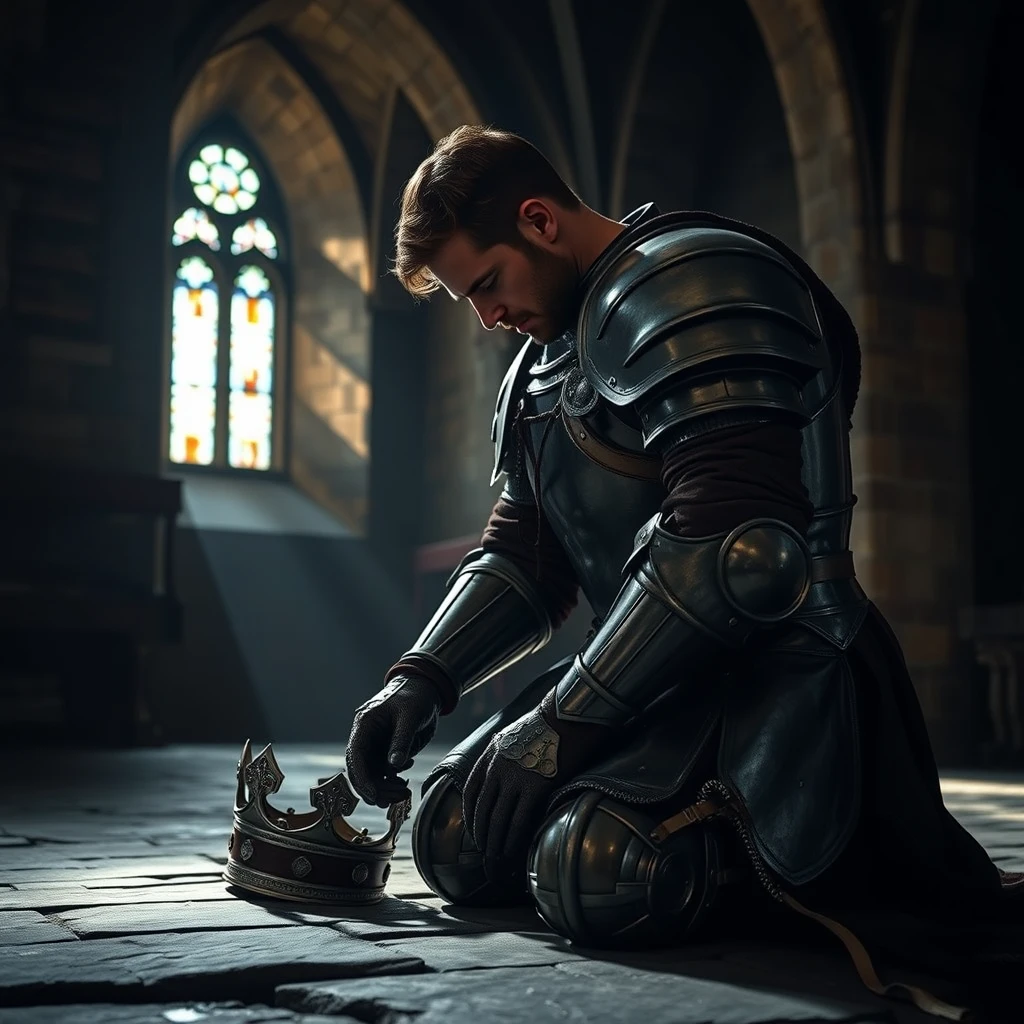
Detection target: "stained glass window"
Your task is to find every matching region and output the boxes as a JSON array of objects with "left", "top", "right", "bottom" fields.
[
  {"left": 172, "top": 207, "right": 221, "bottom": 250},
  {"left": 228, "top": 265, "right": 274, "bottom": 470},
  {"left": 169, "top": 256, "right": 218, "bottom": 466},
  {"left": 189, "top": 143, "right": 260, "bottom": 215},
  {"left": 231, "top": 217, "right": 278, "bottom": 259},
  {"left": 169, "top": 137, "right": 283, "bottom": 474}
]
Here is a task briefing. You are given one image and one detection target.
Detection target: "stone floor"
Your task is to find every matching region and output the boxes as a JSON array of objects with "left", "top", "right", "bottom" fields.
[{"left": 2, "top": 742, "right": 1022, "bottom": 1024}]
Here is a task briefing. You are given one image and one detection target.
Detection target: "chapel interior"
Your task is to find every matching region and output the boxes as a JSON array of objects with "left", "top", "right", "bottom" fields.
[{"left": 0, "top": 0, "right": 1021, "bottom": 768}]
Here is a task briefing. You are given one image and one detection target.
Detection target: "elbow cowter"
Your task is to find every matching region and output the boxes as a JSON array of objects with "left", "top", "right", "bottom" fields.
[{"left": 554, "top": 513, "right": 812, "bottom": 728}]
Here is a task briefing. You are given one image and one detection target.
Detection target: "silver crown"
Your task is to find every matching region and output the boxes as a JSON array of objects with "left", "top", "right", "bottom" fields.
[{"left": 223, "top": 739, "right": 410, "bottom": 904}]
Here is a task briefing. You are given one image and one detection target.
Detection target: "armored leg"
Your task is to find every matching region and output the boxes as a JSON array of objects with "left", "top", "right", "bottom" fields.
[
  {"left": 527, "top": 790, "right": 747, "bottom": 947},
  {"left": 411, "top": 771, "right": 532, "bottom": 907}
]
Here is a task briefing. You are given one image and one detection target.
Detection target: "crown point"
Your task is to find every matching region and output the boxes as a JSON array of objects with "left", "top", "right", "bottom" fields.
[{"left": 225, "top": 745, "right": 411, "bottom": 904}]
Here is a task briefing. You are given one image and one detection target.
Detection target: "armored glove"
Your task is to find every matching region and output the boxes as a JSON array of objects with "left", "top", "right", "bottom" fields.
[
  {"left": 461, "top": 689, "right": 606, "bottom": 878},
  {"left": 345, "top": 674, "right": 443, "bottom": 808}
]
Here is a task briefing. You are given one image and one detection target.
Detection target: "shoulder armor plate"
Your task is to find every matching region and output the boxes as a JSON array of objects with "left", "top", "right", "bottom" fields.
[
  {"left": 577, "top": 224, "right": 827, "bottom": 419},
  {"left": 490, "top": 341, "right": 535, "bottom": 486}
]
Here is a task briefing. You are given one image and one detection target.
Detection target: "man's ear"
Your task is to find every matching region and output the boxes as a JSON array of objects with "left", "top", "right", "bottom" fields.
[{"left": 518, "top": 198, "right": 558, "bottom": 243}]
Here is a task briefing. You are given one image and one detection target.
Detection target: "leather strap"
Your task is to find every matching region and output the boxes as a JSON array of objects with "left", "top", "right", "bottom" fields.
[
  {"left": 809, "top": 550, "right": 855, "bottom": 582},
  {"left": 780, "top": 892, "right": 971, "bottom": 1021},
  {"left": 649, "top": 797, "right": 721, "bottom": 842},
  {"left": 652, "top": 792, "right": 968, "bottom": 1020},
  {"left": 562, "top": 411, "right": 663, "bottom": 481}
]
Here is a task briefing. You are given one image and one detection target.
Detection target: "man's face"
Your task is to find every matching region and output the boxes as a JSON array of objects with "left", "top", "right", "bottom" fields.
[{"left": 428, "top": 226, "right": 579, "bottom": 345}]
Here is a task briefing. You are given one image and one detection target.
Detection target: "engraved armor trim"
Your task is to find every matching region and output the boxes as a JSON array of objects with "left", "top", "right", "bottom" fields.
[{"left": 495, "top": 711, "right": 560, "bottom": 778}]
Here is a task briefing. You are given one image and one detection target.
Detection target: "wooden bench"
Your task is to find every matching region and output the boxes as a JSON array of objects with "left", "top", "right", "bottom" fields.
[{"left": 0, "top": 462, "right": 182, "bottom": 746}]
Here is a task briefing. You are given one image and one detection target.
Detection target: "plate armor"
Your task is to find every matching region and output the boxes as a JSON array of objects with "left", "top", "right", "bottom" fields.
[{"left": 412, "top": 204, "right": 870, "bottom": 938}]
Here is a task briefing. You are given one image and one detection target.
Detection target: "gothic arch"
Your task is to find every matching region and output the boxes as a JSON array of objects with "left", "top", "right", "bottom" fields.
[
  {"left": 744, "top": 0, "right": 866, "bottom": 305},
  {"left": 173, "top": 37, "right": 373, "bottom": 530}
]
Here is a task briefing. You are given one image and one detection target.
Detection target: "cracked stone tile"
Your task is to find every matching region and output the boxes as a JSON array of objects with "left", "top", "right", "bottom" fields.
[
  {"left": 1, "top": 926, "right": 425, "bottom": 1007},
  {"left": 0, "top": 910, "right": 79, "bottom": 945},
  {"left": 277, "top": 959, "right": 891, "bottom": 1023}
]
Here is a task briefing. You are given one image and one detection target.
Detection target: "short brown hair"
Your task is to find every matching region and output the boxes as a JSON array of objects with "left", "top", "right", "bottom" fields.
[{"left": 393, "top": 125, "right": 581, "bottom": 296}]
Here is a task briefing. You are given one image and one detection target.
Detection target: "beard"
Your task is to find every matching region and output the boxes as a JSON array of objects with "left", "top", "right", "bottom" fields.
[{"left": 521, "top": 243, "right": 581, "bottom": 344}]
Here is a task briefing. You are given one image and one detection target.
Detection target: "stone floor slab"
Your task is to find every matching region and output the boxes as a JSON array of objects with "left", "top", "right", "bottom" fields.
[
  {"left": 0, "top": 1005, "right": 321, "bottom": 1024},
  {"left": 12, "top": 875, "right": 223, "bottom": 891},
  {"left": 276, "top": 959, "right": 891, "bottom": 1023},
  {"left": 56, "top": 900, "right": 304, "bottom": 938},
  {"left": 0, "top": 880, "right": 237, "bottom": 911},
  {"left": 0, "top": 857, "right": 223, "bottom": 882},
  {"left": 0, "top": 910, "right": 79, "bottom": 945},
  {"left": 1, "top": 746, "right": 1019, "bottom": 1023},
  {"left": 0, "top": 926, "right": 425, "bottom": 1008},
  {"left": 0, "top": 843, "right": 180, "bottom": 868},
  {"left": 375, "top": 928, "right": 586, "bottom": 971},
  {"left": 323, "top": 895, "right": 515, "bottom": 941}
]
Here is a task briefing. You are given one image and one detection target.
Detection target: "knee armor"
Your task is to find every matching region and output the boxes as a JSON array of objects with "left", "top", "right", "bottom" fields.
[
  {"left": 527, "top": 790, "right": 742, "bottom": 947},
  {"left": 411, "top": 772, "right": 531, "bottom": 907}
]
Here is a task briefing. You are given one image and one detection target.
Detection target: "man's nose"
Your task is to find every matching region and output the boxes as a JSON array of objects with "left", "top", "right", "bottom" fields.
[{"left": 473, "top": 301, "right": 506, "bottom": 331}]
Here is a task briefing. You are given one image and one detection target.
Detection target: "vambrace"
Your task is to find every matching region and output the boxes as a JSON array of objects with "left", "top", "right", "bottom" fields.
[
  {"left": 398, "top": 548, "right": 554, "bottom": 714},
  {"left": 554, "top": 515, "right": 811, "bottom": 727}
]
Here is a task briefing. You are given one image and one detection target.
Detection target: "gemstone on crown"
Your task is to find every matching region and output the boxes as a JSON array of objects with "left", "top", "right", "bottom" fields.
[{"left": 223, "top": 738, "right": 410, "bottom": 904}]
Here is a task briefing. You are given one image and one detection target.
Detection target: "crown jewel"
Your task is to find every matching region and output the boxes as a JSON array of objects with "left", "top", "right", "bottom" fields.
[{"left": 224, "top": 739, "right": 410, "bottom": 903}]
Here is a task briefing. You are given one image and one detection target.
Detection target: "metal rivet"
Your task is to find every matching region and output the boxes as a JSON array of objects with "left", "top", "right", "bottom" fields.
[
  {"left": 608, "top": 376, "right": 617, "bottom": 385},
  {"left": 579, "top": 431, "right": 586, "bottom": 440},
  {"left": 728, "top": 617, "right": 739, "bottom": 627}
]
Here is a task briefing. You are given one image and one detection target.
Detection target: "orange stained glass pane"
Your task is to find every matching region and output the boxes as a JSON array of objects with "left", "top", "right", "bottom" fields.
[
  {"left": 169, "top": 384, "right": 216, "bottom": 465},
  {"left": 169, "top": 257, "right": 218, "bottom": 465},
  {"left": 230, "top": 266, "right": 274, "bottom": 395},
  {"left": 228, "top": 391, "right": 272, "bottom": 470}
]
